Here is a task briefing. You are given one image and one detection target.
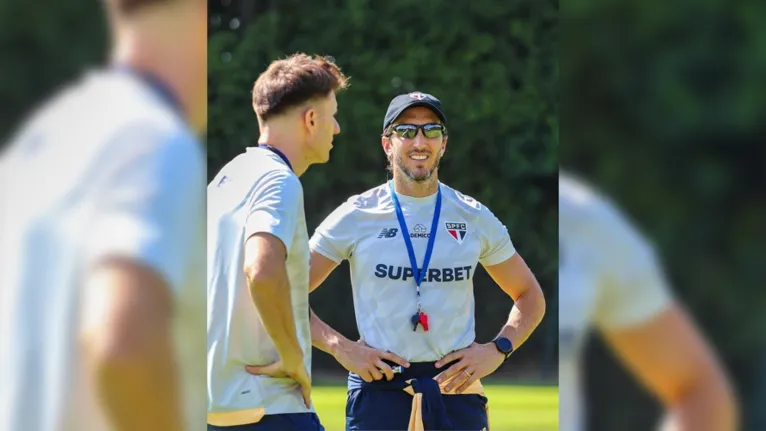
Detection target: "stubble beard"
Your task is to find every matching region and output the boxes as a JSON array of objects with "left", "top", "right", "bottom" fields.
[{"left": 391, "top": 150, "right": 442, "bottom": 186}]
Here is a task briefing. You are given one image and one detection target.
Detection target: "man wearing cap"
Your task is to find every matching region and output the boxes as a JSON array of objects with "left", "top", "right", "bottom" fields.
[{"left": 306, "top": 91, "right": 547, "bottom": 430}]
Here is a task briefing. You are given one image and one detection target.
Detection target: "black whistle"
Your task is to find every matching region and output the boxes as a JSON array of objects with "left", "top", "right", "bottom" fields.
[{"left": 411, "top": 313, "right": 420, "bottom": 331}]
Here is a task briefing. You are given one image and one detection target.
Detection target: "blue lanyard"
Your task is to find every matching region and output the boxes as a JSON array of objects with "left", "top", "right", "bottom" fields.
[
  {"left": 388, "top": 180, "right": 441, "bottom": 311},
  {"left": 259, "top": 144, "right": 293, "bottom": 172}
]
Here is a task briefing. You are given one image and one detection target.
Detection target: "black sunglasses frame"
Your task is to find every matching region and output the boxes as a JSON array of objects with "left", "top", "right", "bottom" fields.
[{"left": 383, "top": 123, "right": 448, "bottom": 139}]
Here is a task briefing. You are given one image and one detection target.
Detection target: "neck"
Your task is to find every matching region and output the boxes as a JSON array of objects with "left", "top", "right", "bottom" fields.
[
  {"left": 257, "top": 128, "right": 309, "bottom": 177},
  {"left": 111, "top": 10, "right": 203, "bottom": 133},
  {"left": 392, "top": 172, "right": 439, "bottom": 198}
]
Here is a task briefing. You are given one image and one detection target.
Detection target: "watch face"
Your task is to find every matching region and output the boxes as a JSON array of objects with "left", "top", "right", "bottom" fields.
[{"left": 496, "top": 338, "right": 512, "bottom": 353}]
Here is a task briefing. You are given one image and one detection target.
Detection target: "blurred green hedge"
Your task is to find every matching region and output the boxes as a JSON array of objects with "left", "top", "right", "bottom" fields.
[
  {"left": 0, "top": 0, "right": 107, "bottom": 143},
  {"left": 209, "top": 0, "right": 558, "bottom": 376}
]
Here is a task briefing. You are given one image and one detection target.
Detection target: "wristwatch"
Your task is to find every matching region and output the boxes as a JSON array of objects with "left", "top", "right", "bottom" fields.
[{"left": 492, "top": 337, "right": 514, "bottom": 361}]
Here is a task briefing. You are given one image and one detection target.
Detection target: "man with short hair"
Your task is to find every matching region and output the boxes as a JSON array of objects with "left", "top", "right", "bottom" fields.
[
  {"left": 0, "top": 0, "right": 207, "bottom": 430},
  {"left": 307, "top": 91, "right": 547, "bottom": 430},
  {"left": 207, "top": 53, "right": 348, "bottom": 431}
]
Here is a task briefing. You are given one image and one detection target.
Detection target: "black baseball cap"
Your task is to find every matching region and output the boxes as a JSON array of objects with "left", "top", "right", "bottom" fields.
[{"left": 382, "top": 91, "right": 447, "bottom": 132}]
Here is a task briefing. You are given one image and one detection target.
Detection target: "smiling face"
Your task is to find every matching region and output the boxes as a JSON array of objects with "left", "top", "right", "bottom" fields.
[{"left": 382, "top": 106, "right": 447, "bottom": 183}]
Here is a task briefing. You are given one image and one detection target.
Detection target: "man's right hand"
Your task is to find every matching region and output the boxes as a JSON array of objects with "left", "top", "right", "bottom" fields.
[
  {"left": 245, "top": 357, "right": 312, "bottom": 409},
  {"left": 334, "top": 339, "right": 410, "bottom": 382}
]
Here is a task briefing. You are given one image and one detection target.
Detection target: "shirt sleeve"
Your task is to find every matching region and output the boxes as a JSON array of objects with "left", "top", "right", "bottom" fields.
[
  {"left": 592, "top": 203, "right": 674, "bottom": 330},
  {"left": 244, "top": 169, "right": 303, "bottom": 253},
  {"left": 309, "top": 201, "right": 357, "bottom": 263},
  {"left": 84, "top": 127, "right": 205, "bottom": 294},
  {"left": 478, "top": 204, "right": 517, "bottom": 267}
]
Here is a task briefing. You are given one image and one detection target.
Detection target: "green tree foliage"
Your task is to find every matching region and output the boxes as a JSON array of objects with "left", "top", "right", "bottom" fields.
[
  {"left": 209, "top": 0, "right": 558, "bottom": 376},
  {"left": 0, "top": 0, "right": 107, "bottom": 142}
]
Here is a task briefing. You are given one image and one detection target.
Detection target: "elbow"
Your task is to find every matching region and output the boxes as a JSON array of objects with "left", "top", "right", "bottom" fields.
[
  {"left": 511, "top": 281, "right": 546, "bottom": 327},
  {"left": 244, "top": 260, "right": 265, "bottom": 285},
  {"left": 536, "top": 296, "right": 547, "bottom": 328},
  {"left": 530, "top": 282, "right": 547, "bottom": 325},
  {"left": 85, "top": 319, "right": 169, "bottom": 369},
  {"left": 700, "top": 368, "right": 739, "bottom": 428},
  {"left": 244, "top": 261, "right": 281, "bottom": 293},
  {"left": 670, "top": 364, "right": 740, "bottom": 429},
  {"left": 80, "top": 262, "right": 174, "bottom": 378}
]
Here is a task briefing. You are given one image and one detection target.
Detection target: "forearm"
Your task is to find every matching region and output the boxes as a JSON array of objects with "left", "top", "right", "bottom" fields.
[
  {"left": 495, "top": 286, "right": 546, "bottom": 349},
  {"left": 93, "top": 337, "right": 183, "bottom": 431},
  {"left": 310, "top": 308, "right": 352, "bottom": 357},
  {"left": 657, "top": 375, "right": 738, "bottom": 431},
  {"left": 249, "top": 269, "right": 302, "bottom": 361}
]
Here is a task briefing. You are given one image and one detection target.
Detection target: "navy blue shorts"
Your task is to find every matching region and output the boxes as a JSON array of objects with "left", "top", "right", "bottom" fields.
[
  {"left": 207, "top": 412, "right": 324, "bottom": 431},
  {"left": 345, "top": 361, "right": 489, "bottom": 431}
]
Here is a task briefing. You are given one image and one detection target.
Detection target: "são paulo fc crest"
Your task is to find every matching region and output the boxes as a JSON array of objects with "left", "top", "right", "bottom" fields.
[{"left": 445, "top": 222, "right": 467, "bottom": 244}]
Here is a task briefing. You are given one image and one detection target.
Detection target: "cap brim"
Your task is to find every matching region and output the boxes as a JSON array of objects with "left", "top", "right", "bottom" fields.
[{"left": 386, "top": 101, "right": 446, "bottom": 130}]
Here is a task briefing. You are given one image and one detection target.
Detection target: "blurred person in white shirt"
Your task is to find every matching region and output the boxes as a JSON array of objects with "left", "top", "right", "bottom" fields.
[
  {"left": 559, "top": 172, "right": 738, "bottom": 431},
  {"left": 0, "top": 0, "right": 206, "bottom": 430}
]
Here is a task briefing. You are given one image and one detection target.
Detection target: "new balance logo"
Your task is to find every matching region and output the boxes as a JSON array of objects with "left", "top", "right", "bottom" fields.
[{"left": 378, "top": 228, "right": 398, "bottom": 238}]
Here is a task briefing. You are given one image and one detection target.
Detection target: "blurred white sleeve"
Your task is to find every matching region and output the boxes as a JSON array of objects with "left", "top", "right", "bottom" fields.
[
  {"left": 592, "top": 200, "right": 674, "bottom": 330},
  {"left": 84, "top": 127, "right": 204, "bottom": 293}
]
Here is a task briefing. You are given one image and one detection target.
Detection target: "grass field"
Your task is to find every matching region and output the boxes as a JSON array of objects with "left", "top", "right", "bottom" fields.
[{"left": 312, "top": 384, "right": 558, "bottom": 431}]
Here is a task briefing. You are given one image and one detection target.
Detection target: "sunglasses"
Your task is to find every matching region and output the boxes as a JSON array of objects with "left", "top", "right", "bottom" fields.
[{"left": 386, "top": 123, "right": 447, "bottom": 140}]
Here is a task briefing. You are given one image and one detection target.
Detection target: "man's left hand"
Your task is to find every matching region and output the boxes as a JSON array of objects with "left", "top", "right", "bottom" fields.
[{"left": 434, "top": 342, "right": 505, "bottom": 394}]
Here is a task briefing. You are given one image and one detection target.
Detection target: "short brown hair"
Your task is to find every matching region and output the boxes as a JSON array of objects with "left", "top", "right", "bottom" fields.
[{"left": 252, "top": 53, "right": 349, "bottom": 122}]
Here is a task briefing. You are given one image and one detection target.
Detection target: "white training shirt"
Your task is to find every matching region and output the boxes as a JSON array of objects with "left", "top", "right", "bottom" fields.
[
  {"left": 309, "top": 181, "right": 517, "bottom": 362},
  {"left": 0, "top": 69, "right": 207, "bottom": 431},
  {"left": 558, "top": 173, "right": 674, "bottom": 431},
  {"left": 207, "top": 147, "right": 314, "bottom": 416}
]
